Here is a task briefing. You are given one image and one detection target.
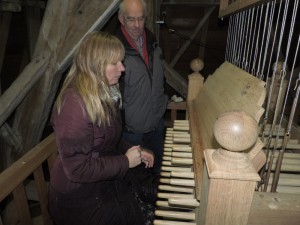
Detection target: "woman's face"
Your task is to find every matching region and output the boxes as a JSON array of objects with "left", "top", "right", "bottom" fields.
[{"left": 105, "top": 61, "right": 125, "bottom": 85}]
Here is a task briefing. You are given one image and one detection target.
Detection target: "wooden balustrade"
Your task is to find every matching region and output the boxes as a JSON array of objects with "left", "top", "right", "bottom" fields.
[{"left": 0, "top": 133, "right": 56, "bottom": 225}]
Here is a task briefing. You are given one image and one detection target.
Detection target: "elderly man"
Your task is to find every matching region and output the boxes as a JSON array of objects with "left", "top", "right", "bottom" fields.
[{"left": 116, "top": 0, "right": 167, "bottom": 175}]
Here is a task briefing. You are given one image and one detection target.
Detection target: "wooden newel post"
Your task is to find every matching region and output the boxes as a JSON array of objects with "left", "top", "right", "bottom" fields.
[
  {"left": 199, "top": 110, "right": 261, "bottom": 225},
  {"left": 187, "top": 58, "right": 204, "bottom": 102}
]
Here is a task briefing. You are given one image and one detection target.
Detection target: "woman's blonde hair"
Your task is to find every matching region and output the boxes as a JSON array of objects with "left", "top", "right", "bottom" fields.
[{"left": 56, "top": 31, "right": 125, "bottom": 127}]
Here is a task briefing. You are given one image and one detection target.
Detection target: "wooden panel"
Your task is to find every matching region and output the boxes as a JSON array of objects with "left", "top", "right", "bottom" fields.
[
  {"left": 187, "top": 61, "right": 265, "bottom": 200},
  {"left": 205, "top": 179, "right": 257, "bottom": 225},
  {"left": 248, "top": 192, "right": 300, "bottom": 225},
  {"left": 195, "top": 61, "right": 265, "bottom": 146}
]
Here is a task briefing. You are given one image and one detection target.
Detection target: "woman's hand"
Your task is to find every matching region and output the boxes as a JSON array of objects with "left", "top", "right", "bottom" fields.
[
  {"left": 125, "top": 146, "right": 142, "bottom": 168},
  {"left": 141, "top": 148, "right": 154, "bottom": 168}
]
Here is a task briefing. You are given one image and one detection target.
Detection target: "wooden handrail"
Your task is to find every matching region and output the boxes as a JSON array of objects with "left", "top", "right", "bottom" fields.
[
  {"left": 0, "top": 133, "right": 57, "bottom": 225},
  {"left": 0, "top": 133, "right": 56, "bottom": 201}
]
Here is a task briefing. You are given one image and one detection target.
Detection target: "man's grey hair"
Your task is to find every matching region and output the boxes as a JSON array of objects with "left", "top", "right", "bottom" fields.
[{"left": 118, "top": 0, "right": 147, "bottom": 16}]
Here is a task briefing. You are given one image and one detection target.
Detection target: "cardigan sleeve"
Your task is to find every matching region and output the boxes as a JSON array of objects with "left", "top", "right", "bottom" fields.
[{"left": 51, "top": 91, "right": 129, "bottom": 183}]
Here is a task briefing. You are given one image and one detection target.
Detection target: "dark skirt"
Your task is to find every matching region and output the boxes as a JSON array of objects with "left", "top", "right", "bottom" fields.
[{"left": 48, "top": 179, "right": 144, "bottom": 225}]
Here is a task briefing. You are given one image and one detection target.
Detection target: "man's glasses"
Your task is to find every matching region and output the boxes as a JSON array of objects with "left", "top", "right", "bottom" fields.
[{"left": 124, "top": 16, "right": 146, "bottom": 25}]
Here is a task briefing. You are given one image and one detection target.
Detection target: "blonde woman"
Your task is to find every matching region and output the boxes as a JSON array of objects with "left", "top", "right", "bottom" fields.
[{"left": 48, "top": 31, "right": 153, "bottom": 225}]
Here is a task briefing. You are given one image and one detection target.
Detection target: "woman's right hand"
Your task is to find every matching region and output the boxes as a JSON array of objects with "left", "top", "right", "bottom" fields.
[{"left": 125, "top": 146, "right": 142, "bottom": 168}]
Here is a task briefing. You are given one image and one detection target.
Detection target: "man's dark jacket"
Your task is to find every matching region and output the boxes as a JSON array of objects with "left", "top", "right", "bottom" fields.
[{"left": 115, "top": 27, "right": 168, "bottom": 133}]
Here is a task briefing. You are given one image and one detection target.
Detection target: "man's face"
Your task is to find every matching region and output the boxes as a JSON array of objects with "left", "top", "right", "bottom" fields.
[{"left": 119, "top": 3, "right": 145, "bottom": 40}]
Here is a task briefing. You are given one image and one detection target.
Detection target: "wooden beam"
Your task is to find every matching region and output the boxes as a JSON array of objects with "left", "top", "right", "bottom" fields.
[
  {"left": 0, "top": 55, "right": 49, "bottom": 127},
  {"left": 145, "top": 0, "right": 154, "bottom": 33},
  {"left": 198, "top": 8, "right": 209, "bottom": 60},
  {"left": 56, "top": 0, "right": 122, "bottom": 69},
  {"left": 0, "top": 123, "right": 22, "bottom": 170},
  {"left": 12, "top": 184, "right": 32, "bottom": 225},
  {"left": 0, "top": 12, "right": 12, "bottom": 88},
  {"left": 0, "top": 0, "right": 21, "bottom": 12},
  {"left": 22, "top": 0, "right": 46, "bottom": 9},
  {"left": 24, "top": 4, "right": 42, "bottom": 58},
  {"left": 153, "top": 0, "right": 162, "bottom": 40},
  {"left": 219, "top": 0, "right": 271, "bottom": 18},
  {"left": 161, "top": 0, "right": 219, "bottom": 5},
  {"left": 0, "top": 123, "right": 22, "bottom": 153},
  {"left": 170, "top": 6, "right": 215, "bottom": 67},
  {"left": 11, "top": 0, "right": 122, "bottom": 152},
  {"left": 164, "top": 62, "right": 188, "bottom": 98}
]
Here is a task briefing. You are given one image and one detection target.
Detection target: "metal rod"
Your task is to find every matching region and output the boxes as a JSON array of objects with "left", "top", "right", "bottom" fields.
[{"left": 259, "top": 1, "right": 275, "bottom": 80}]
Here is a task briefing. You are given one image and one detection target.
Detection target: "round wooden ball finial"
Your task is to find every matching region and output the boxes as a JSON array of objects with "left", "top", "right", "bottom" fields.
[
  {"left": 190, "top": 58, "right": 204, "bottom": 73},
  {"left": 213, "top": 110, "right": 258, "bottom": 152}
]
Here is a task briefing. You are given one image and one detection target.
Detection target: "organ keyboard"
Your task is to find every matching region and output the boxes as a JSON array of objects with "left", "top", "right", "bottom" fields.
[{"left": 154, "top": 119, "right": 199, "bottom": 225}]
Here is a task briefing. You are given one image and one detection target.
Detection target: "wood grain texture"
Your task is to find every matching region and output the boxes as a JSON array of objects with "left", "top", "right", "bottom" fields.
[{"left": 248, "top": 192, "right": 300, "bottom": 225}]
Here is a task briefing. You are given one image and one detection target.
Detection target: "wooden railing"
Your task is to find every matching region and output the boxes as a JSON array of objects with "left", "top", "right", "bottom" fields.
[{"left": 0, "top": 133, "right": 57, "bottom": 225}]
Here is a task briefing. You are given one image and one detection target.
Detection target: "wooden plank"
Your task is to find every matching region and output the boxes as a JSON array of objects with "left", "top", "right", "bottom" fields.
[
  {"left": 164, "top": 62, "right": 188, "bottom": 98},
  {"left": 161, "top": 0, "right": 219, "bottom": 5},
  {"left": 219, "top": 0, "right": 268, "bottom": 18},
  {"left": 0, "top": 55, "right": 49, "bottom": 127},
  {"left": 0, "top": 12, "right": 11, "bottom": 81},
  {"left": 24, "top": 4, "right": 42, "bottom": 58},
  {"left": 23, "top": 0, "right": 46, "bottom": 9},
  {"left": 187, "top": 61, "right": 266, "bottom": 201},
  {"left": 0, "top": 200, "right": 19, "bottom": 225},
  {"left": 205, "top": 61, "right": 266, "bottom": 121},
  {"left": 0, "top": 123, "right": 22, "bottom": 151},
  {"left": 248, "top": 192, "right": 300, "bottom": 225},
  {"left": 170, "top": 6, "right": 215, "bottom": 67},
  {"left": 0, "top": 1, "right": 21, "bottom": 12},
  {"left": 167, "top": 101, "right": 187, "bottom": 110},
  {"left": 187, "top": 75, "right": 204, "bottom": 200},
  {"left": 12, "top": 184, "right": 33, "bottom": 225},
  {"left": 56, "top": 0, "right": 122, "bottom": 68},
  {"left": 145, "top": 0, "right": 154, "bottom": 33},
  {"left": 0, "top": 133, "right": 56, "bottom": 202},
  {"left": 194, "top": 62, "right": 265, "bottom": 148},
  {"left": 33, "top": 166, "right": 53, "bottom": 225},
  {"left": 198, "top": 8, "right": 209, "bottom": 60}
]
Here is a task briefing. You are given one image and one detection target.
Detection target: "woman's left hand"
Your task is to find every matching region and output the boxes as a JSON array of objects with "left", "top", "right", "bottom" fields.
[{"left": 140, "top": 148, "right": 154, "bottom": 168}]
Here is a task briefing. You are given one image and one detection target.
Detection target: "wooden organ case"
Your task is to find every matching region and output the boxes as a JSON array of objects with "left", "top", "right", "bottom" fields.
[{"left": 154, "top": 0, "right": 300, "bottom": 224}]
